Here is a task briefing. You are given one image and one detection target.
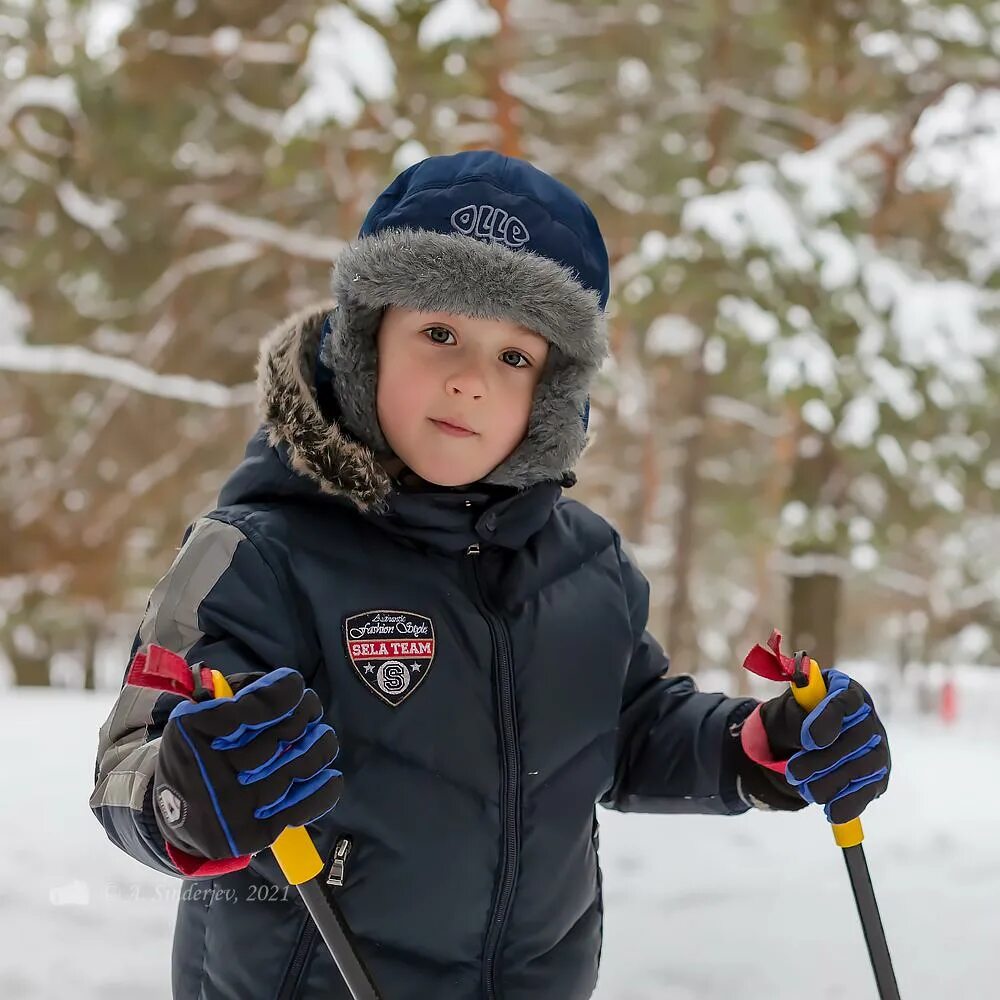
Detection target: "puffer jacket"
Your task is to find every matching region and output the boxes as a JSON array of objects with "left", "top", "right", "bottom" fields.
[{"left": 91, "top": 304, "right": 755, "bottom": 1000}]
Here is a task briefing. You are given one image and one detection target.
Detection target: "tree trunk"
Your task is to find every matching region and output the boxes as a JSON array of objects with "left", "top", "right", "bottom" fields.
[
  {"left": 789, "top": 570, "right": 840, "bottom": 670},
  {"left": 486, "top": 0, "right": 521, "bottom": 157},
  {"left": 785, "top": 434, "right": 846, "bottom": 668},
  {"left": 665, "top": 354, "right": 709, "bottom": 674},
  {"left": 82, "top": 614, "right": 100, "bottom": 691},
  {"left": 8, "top": 639, "right": 50, "bottom": 687}
]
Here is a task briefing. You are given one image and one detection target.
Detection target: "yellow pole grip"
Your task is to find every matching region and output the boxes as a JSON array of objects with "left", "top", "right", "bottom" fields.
[
  {"left": 210, "top": 670, "right": 325, "bottom": 885},
  {"left": 790, "top": 659, "right": 864, "bottom": 849}
]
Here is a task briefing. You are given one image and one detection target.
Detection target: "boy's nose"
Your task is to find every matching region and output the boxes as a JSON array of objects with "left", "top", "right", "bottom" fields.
[{"left": 445, "top": 367, "right": 486, "bottom": 400}]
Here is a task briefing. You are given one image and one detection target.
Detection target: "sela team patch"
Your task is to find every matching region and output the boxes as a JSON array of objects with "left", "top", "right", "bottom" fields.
[{"left": 343, "top": 610, "right": 436, "bottom": 707}]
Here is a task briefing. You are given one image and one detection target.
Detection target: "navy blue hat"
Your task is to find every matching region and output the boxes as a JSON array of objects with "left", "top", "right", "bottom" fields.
[
  {"left": 322, "top": 150, "right": 610, "bottom": 490},
  {"left": 358, "top": 150, "right": 610, "bottom": 310}
]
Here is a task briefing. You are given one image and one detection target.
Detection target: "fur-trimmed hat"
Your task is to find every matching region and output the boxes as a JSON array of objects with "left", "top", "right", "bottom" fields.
[{"left": 318, "top": 150, "right": 610, "bottom": 490}]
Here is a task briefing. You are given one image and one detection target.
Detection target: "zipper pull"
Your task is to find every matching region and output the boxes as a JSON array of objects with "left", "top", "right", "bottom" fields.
[
  {"left": 467, "top": 543, "right": 480, "bottom": 556},
  {"left": 326, "top": 836, "right": 352, "bottom": 888}
]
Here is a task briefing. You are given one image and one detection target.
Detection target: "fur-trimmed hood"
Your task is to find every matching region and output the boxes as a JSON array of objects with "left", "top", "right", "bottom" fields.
[{"left": 255, "top": 301, "right": 394, "bottom": 512}]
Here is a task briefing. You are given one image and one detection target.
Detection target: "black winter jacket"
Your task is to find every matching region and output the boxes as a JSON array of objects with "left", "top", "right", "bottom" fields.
[{"left": 91, "top": 306, "right": 756, "bottom": 1000}]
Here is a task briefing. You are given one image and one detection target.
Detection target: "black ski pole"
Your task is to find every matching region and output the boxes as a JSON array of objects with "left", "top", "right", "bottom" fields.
[
  {"left": 786, "top": 650, "right": 901, "bottom": 1000},
  {"left": 743, "top": 633, "right": 901, "bottom": 999},
  {"left": 209, "top": 668, "right": 382, "bottom": 1000}
]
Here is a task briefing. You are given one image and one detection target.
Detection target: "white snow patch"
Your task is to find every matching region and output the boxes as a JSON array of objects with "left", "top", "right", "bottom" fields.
[
  {"left": 837, "top": 395, "right": 880, "bottom": 449},
  {"left": 801, "top": 397, "right": 835, "bottom": 433},
  {"left": 56, "top": 181, "right": 125, "bottom": 249},
  {"left": 417, "top": 0, "right": 499, "bottom": 49},
  {"left": 0, "top": 342, "right": 255, "bottom": 407},
  {"left": 765, "top": 330, "right": 838, "bottom": 394},
  {"left": 393, "top": 139, "right": 430, "bottom": 171},
  {"left": 682, "top": 165, "right": 814, "bottom": 273},
  {"left": 779, "top": 113, "right": 890, "bottom": 218},
  {"left": 6, "top": 684, "right": 998, "bottom": 997},
  {"left": 82, "top": 0, "right": 136, "bottom": 60},
  {"left": 717, "top": 295, "right": 779, "bottom": 344},
  {"left": 0, "top": 286, "right": 31, "bottom": 346},
  {"left": 1, "top": 75, "right": 80, "bottom": 123},
  {"left": 645, "top": 315, "right": 702, "bottom": 356},
  {"left": 282, "top": 6, "right": 396, "bottom": 136}
]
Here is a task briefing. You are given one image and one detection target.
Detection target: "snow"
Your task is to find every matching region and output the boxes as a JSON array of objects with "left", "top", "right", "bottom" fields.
[
  {"left": 281, "top": 6, "right": 396, "bottom": 137},
  {"left": 417, "top": 0, "right": 500, "bottom": 50},
  {"left": 681, "top": 165, "right": 815, "bottom": 273},
  {"left": 717, "top": 296, "right": 779, "bottom": 345},
  {"left": 0, "top": 75, "right": 80, "bottom": 123},
  {"left": 0, "top": 286, "right": 31, "bottom": 346},
  {"left": 182, "top": 203, "right": 345, "bottom": 262},
  {"left": 836, "top": 395, "right": 880, "bottom": 449},
  {"left": 55, "top": 181, "right": 126, "bottom": 250},
  {"left": 82, "top": 0, "right": 136, "bottom": 60},
  {"left": 645, "top": 315, "right": 702, "bottom": 356},
  {"left": 2, "top": 675, "right": 997, "bottom": 998},
  {"left": 765, "top": 329, "right": 839, "bottom": 395},
  {"left": 861, "top": 258, "right": 996, "bottom": 392},
  {"left": 906, "top": 84, "right": 1000, "bottom": 281},
  {"left": 0, "top": 342, "right": 255, "bottom": 407},
  {"left": 778, "top": 113, "right": 889, "bottom": 219},
  {"left": 393, "top": 139, "right": 431, "bottom": 171}
]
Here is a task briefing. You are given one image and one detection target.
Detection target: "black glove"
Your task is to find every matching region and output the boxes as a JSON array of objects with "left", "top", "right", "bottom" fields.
[
  {"left": 736, "top": 669, "right": 890, "bottom": 823},
  {"left": 153, "top": 667, "right": 343, "bottom": 860}
]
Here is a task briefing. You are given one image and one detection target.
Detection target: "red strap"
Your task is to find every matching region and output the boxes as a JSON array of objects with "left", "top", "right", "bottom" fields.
[
  {"left": 165, "top": 841, "right": 252, "bottom": 878},
  {"left": 127, "top": 645, "right": 249, "bottom": 875},
  {"left": 740, "top": 630, "right": 797, "bottom": 774},
  {"left": 742, "top": 628, "right": 798, "bottom": 682},
  {"left": 126, "top": 644, "right": 214, "bottom": 699}
]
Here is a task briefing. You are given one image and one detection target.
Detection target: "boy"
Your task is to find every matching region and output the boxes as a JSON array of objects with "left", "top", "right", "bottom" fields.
[{"left": 91, "top": 150, "right": 890, "bottom": 1000}]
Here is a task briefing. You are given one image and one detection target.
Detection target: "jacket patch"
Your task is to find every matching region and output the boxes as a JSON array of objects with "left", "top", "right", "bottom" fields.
[{"left": 343, "top": 610, "right": 436, "bottom": 707}]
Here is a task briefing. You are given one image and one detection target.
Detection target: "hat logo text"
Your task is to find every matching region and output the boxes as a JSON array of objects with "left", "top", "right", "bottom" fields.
[{"left": 450, "top": 204, "right": 530, "bottom": 249}]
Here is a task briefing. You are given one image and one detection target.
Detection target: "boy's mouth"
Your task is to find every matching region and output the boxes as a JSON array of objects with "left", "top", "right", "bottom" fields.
[{"left": 429, "top": 418, "right": 477, "bottom": 437}]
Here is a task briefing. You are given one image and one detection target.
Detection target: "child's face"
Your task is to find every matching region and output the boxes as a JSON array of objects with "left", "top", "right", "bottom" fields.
[{"left": 375, "top": 306, "right": 549, "bottom": 487}]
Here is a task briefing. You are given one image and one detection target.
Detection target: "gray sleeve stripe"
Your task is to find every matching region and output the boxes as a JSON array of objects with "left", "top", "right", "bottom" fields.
[
  {"left": 90, "top": 738, "right": 160, "bottom": 811},
  {"left": 138, "top": 516, "right": 244, "bottom": 658},
  {"left": 95, "top": 684, "right": 161, "bottom": 766},
  {"left": 107, "top": 684, "right": 159, "bottom": 742},
  {"left": 93, "top": 517, "right": 246, "bottom": 817}
]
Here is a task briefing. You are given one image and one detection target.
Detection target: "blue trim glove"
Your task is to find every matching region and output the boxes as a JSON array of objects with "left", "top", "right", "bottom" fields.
[
  {"left": 758, "top": 669, "right": 891, "bottom": 823},
  {"left": 153, "top": 667, "right": 343, "bottom": 860}
]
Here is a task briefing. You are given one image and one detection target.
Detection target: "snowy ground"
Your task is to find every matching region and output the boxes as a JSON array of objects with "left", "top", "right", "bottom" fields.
[{"left": 1, "top": 682, "right": 995, "bottom": 999}]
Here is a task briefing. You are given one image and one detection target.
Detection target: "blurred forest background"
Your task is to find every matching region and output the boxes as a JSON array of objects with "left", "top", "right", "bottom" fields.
[{"left": 1, "top": 0, "right": 998, "bottom": 692}]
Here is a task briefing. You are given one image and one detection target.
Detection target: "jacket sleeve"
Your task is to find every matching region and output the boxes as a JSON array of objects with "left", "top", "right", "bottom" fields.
[
  {"left": 89, "top": 514, "right": 316, "bottom": 879},
  {"left": 600, "top": 532, "right": 757, "bottom": 816}
]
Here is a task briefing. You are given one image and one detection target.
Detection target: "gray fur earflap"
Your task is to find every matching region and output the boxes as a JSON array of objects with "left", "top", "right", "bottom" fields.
[{"left": 322, "top": 227, "right": 608, "bottom": 489}]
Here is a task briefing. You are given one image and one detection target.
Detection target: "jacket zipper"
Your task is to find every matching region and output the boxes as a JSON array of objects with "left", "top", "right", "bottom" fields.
[
  {"left": 467, "top": 542, "right": 521, "bottom": 1000},
  {"left": 276, "top": 836, "right": 353, "bottom": 1000},
  {"left": 277, "top": 912, "right": 317, "bottom": 1000}
]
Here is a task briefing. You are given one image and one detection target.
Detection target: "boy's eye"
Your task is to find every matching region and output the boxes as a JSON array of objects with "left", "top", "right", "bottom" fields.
[
  {"left": 423, "top": 326, "right": 456, "bottom": 345},
  {"left": 500, "top": 349, "right": 530, "bottom": 369}
]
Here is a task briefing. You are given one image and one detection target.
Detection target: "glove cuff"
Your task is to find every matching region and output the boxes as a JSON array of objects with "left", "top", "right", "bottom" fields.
[
  {"left": 732, "top": 705, "right": 807, "bottom": 812},
  {"left": 164, "top": 840, "right": 253, "bottom": 878},
  {"left": 739, "top": 703, "right": 788, "bottom": 774}
]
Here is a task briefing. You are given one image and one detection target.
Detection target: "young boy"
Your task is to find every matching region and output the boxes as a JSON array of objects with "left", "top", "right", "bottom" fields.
[{"left": 91, "top": 150, "right": 890, "bottom": 1000}]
